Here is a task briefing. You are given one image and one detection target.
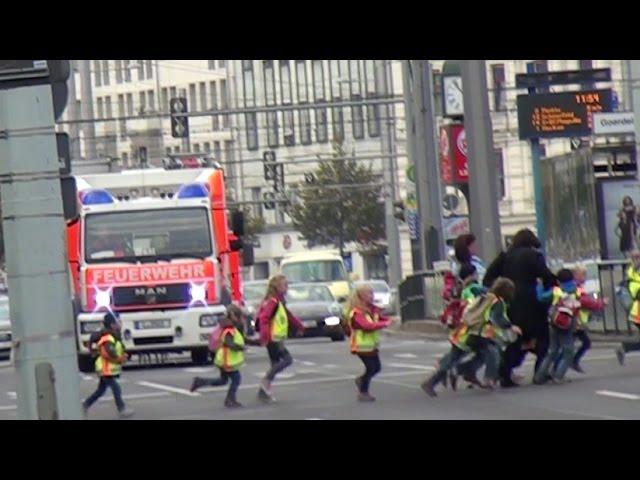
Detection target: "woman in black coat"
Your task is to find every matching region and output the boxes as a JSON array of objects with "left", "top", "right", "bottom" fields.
[{"left": 483, "top": 229, "right": 556, "bottom": 387}]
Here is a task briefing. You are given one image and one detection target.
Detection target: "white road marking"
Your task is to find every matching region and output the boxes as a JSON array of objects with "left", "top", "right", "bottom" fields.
[
  {"left": 253, "top": 371, "right": 295, "bottom": 379},
  {"left": 388, "top": 362, "right": 434, "bottom": 371},
  {"left": 393, "top": 353, "right": 418, "bottom": 359},
  {"left": 596, "top": 390, "right": 640, "bottom": 401},
  {"left": 300, "top": 361, "right": 316, "bottom": 366},
  {"left": 81, "top": 375, "right": 95, "bottom": 382},
  {"left": 183, "top": 367, "right": 216, "bottom": 374},
  {"left": 103, "top": 392, "right": 170, "bottom": 402},
  {"left": 137, "top": 381, "right": 201, "bottom": 397},
  {"left": 7, "top": 391, "right": 15, "bottom": 399}
]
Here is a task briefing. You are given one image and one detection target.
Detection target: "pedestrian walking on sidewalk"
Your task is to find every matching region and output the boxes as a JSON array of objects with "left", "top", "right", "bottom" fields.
[
  {"left": 190, "top": 304, "right": 248, "bottom": 408},
  {"left": 256, "top": 274, "right": 304, "bottom": 402},
  {"left": 347, "top": 284, "right": 391, "bottom": 402},
  {"left": 82, "top": 312, "right": 134, "bottom": 419}
]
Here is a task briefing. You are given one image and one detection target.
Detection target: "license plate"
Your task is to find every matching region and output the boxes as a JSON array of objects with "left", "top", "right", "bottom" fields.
[
  {"left": 303, "top": 320, "right": 317, "bottom": 328},
  {"left": 135, "top": 319, "right": 171, "bottom": 330}
]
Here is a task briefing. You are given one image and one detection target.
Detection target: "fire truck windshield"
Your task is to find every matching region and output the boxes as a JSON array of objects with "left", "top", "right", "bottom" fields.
[{"left": 84, "top": 207, "right": 213, "bottom": 263}]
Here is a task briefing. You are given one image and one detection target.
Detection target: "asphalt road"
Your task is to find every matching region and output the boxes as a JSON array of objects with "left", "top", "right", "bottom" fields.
[{"left": 1, "top": 333, "right": 640, "bottom": 420}]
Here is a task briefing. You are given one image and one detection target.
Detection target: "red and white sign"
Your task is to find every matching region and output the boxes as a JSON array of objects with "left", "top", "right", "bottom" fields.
[
  {"left": 443, "top": 216, "right": 470, "bottom": 240},
  {"left": 451, "top": 124, "right": 469, "bottom": 183},
  {"left": 439, "top": 127, "right": 453, "bottom": 184},
  {"left": 87, "top": 261, "right": 213, "bottom": 286}
]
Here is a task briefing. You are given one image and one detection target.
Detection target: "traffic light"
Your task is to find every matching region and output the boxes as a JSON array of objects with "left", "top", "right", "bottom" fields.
[
  {"left": 393, "top": 201, "right": 405, "bottom": 221},
  {"left": 170, "top": 98, "right": 189, "bottom": 138}
]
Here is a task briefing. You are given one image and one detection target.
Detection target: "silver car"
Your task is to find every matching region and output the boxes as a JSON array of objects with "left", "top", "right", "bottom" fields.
[
  {"left": 242, "top": 280, "right": 268, "bottom": 334},
  {"left": 285, "top": 283, "right": 345, "bottom": 341},
  {"left": 0, "top": 296, "right": 11, "bottom": 360}
]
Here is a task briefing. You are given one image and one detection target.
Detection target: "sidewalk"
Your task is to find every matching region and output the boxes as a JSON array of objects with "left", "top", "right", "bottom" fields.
[{"left": 386, "top": 319, "right": 632, "bottom": 348}]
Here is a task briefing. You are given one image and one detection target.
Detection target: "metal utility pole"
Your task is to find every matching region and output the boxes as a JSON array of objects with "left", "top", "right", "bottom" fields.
[
  {"left": 0, "top": 83, "right": 82, "bottom": 420},
  {"left": 376, "top": 60, "right": 402, "bottom": 287},
  {"left": 410, "top": 60, "right": 445, "bottom": 268},
  {"left": 630, "top": 61, "right": 640, "bottom": 182},
  {"left": 79, "top": 60, "right": 97, "bottom": 160},
  {"left": 460, "top": 60, "right": 502, "bottom": 261},
  {"left": 401, "top": 61, "right": 425, "bottom": 271}
]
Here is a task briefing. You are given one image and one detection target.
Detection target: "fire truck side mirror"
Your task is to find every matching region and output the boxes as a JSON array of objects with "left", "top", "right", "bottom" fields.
[
  {"left": 242, "top": 244, "right": 255, "bottom": 267},
  {"left": 231, "top": 210, "right": 245, "bottom": 237}
]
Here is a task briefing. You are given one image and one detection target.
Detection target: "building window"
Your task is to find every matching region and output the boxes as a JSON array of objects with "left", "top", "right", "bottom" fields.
[
  {"left": 189, "top": 84, "right": 197, "bottom": 112},
  {"left": 218, "top": 60, "right": 226, "bottom": 69},
  {"left": 299, "top": 109, "right": 312, "bottom": 145},
  {"left": 170, "top": 86, "right": 177, "bottom": 100},
  {"left": 312, "top": 60, "right": 328, "bottom": 143},
  {"left": 251, "top": 187, "right": 263, "bottom": 219},
  {"left": 147, "top": 90, "right": 155, "bottom": 111},
  {"left": 126, "top": 93, "right": 133, "bottom": 116},
  {"left": 161, "top": 88, "right": 168, "bottom": 113},
  {"left": 102, "top": 60, "right": 110, "bottom": 86},
  {"left": 220, "top": 79, "right": 229, "bottom": 128},
  {"left": 94, "top": 61, "right": 102, "bottom": 87},
  {"left": 199, "top": 82, "right": 207, "bottom": 111},
  {"left": 105, "top": 96, "right": 112, "bottom": 118},
  {"left": 491, "top": 63, "right": 507, "bottom": 112},
  {"left": 496, "top": 148, "right": 506, "bottom": 199},
  {"left": 267, "top": 111, "right": 279, "bottom": 148},
  {"left": 139, "top": 91, "right": 146, "bottom": 114},
  {"left": 242, "top": 60, "right": 255, "bottom": 108},
  {"left": 579, "top": 59, "right": 595, "bottom": 90},
  {"left": 246, "top": 112, "right": 259, "bottom": 150},
  {"left": 219, "top": 79, "right": 228, "bottom": 108},
  {"left": 96, "top": 97, "right": 104, "bottom": 119},
  {"left": 122, "top": 152, "right": 129, "bottom": 167},
  {"left": 350, "top": 61, "right": 364, "bottom": 140},
  {"left": 166, "top": 147, "right": 172, "bottom": 155},
  {"left": 529, "top": 60, "right": 549, "bottom": 93},
  {"left": 194, "top": 143, "right": 200, "bottom": 153},
  {"left": 280, "top": 61, "right": 293, "bottom": 104},
  {"left": 204, "top": 142, "right": 211, "bottom": 153},
  {"left": 225, "top": 140, "right": 236, "bottom": 180},
  {"left": 296, "top": 61, "right": 308, "bottom": 103},
  {"left": 123, "top": 60, "right": 131, "bottom": 82},
  {"left": 253, "top": 261, "right": 269, "bottom": 280},
  {"left": 210, "top": 80, "right": 219, "bottom": 130},
  {"left": 263, "top": 60, "right": 277, "bottom": 106},
  {"left": 174, "top": 146, "right": 180, "bottom": 153},
  {"left": 145, "top": 60, "right": 153, "bottom": 79},
  {"left": 364, "top": 60, "right": 380, "bottom": 138},
  {"left": 115, "top": 60, "right": 123, "bottom": 84},
  {"left": 329, "top": 60, "right": 345, "bottom": 142},
  {"left": 283, "top": 110, "right": 295, "bottom": 146},
  {"left": 137, "top": 60, "right": 144, "bottom": 81},
  {"left": 117, "top": 95, "right": 125, "bottom": 116},
  {"left": 214, "top": 141, "right": 221, "bottom": 161},
  {"left": 208, "top": 60, "right": 216, "bottom": 70}
]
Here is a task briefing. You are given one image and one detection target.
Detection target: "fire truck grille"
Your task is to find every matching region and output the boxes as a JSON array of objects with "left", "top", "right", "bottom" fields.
[{"left": 112, "top": 283, "right": 191, "bottom": 307}]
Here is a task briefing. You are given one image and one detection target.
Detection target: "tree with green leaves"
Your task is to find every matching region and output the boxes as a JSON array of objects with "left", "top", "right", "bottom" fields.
[{"left": 289, "top": 140, "right": 385, "bottom": 256}]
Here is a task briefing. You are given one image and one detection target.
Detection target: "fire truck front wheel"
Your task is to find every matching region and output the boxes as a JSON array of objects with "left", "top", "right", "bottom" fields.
[
  {"left": 78, "top": 354, "right": 94, "bottom": 373},
  {"left": 191, "top": 348, "right": 211, "bottom": 365}
]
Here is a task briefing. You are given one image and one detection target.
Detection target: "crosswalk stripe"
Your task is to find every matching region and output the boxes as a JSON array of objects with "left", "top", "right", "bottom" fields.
[
  {"left": 388, "top": 362, "right": 434, "bottom": 371},
  {"left": 596, "top": 390, "right": 640, "bottom": 400},
  {"left": 137, "top": 381, "right": 200, "bottom": 397}
]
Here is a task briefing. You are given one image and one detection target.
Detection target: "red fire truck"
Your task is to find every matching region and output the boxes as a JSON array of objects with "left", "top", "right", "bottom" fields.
[{"left": 66, "top": 166, "right": 252, "bottom": 372}]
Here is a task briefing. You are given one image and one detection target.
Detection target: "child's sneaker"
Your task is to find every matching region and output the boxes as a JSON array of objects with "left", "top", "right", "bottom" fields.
[
  {"left": 616, "top": 347, "right": 625, "bottom": 366},
  {"left": 357, "top": 392, "right": 376, "bottom": 402},
  {"left": 118, "top": 407, "right": 134, "bottom": 418},
  {"left": 571, "top": 362, "right": 585, "bottom": 374},
  {"left": 190, "top": 377, "right": 205, "bottom": 392},
  {"left": 224, "top": 398, "right": 243, "bottom": 408}
]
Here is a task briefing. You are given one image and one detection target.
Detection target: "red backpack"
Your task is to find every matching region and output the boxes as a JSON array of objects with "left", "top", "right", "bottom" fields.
[
  {"left": 440, "top": 299, "right": 466, "bottom": 329},
  {"left": 550, "top": 293, "right": 580, "bottom": 330}
]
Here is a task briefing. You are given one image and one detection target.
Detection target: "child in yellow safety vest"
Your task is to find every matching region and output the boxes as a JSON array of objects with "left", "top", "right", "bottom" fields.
[
  {"left": 82, "top": 312, "right": 134, "bottom": 418},
  {"left": 422, "top": 277, "right": 520, "bottom": 397},
  {"left": 190, "top": 304, "right": 247, "bottom": 408},
  {"left": 348, "top": 284, "right": 392, "bottom": 402},
  {"left": 616, "top": 251, "right": 640, "bottom": 366}
]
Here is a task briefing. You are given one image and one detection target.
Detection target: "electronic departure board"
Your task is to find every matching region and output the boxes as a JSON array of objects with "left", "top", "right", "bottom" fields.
[{"left": 517, "top": 89, "right": 613, "bottom": 140}]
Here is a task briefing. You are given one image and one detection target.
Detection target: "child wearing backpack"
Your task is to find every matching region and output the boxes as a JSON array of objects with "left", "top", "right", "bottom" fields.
[
  {"left": 570, "top": 265, "right": 607, "bottom": 373},
  {"left": 422, "top": 277, "right": 519, "bottom": 396},
  {"left": 190, "top": 304, "right": 247, "bottom": 408},
  {"left": 440, "top": 264, "right": 485, "bottom": 330},
  {"left": 534, "top": 269, "right": 605, "bottom": 384},
  {"left": 616, "top": 251, "right": 640, "bottom": 366}
]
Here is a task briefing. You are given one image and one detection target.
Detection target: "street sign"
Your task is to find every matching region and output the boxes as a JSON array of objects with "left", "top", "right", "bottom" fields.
[
  {"left": 442, "top": 193, "right": 459, "bottom": 213},
  {"left": 592, "top": 112, "right": 635, "bottom": 135},
  {"left": 515, "top": 68, "right": 611, "bottom": 89},
  {"left": 170, "top": 98, "right": 189, "bottom": 138},
  {"left": 442, "top": 216, "right": 470, "bottom": 240},
  {"left": 517, "top": 89, "right": 613, "bottom": 140}
]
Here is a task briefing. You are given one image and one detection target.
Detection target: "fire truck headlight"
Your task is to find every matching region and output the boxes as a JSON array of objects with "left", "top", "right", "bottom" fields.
[
  {"left": 190, "top": 283, "right": 207, "bottom": 304},
  {"left": 199, "top": 313, "right": 223, "bottom": 327},
  {"left": 80, "top": 321, "right": 103, "bottom": 334},
  {"left": 95, "top": 289, "right": 112, "bottom": 309}
]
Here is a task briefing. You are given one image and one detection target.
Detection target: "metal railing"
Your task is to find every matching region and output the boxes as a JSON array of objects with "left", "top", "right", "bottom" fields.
[
  {"left": 398, "top": 270, "right": 446, "bottom": 323},
  {"left": 594, "top": 260, "right": 634, "bottom": 336}
]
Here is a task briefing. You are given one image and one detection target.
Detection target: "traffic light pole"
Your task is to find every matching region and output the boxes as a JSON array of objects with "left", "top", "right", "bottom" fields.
[
  {"left": 0, "top": 84, "right": 82, "bottom": 419},
  {"left": 376, "top": 60, "right": 402, "bottom": 287},
  {"left": 460, "top": 60, "right": 502, "bottom": 262}
]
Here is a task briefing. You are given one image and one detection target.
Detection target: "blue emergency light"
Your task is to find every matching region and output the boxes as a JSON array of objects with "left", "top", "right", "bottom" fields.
[
  {"left": 80, "top": 189, "right": 115, "bottom": 205},
  {"left": 176, "top": 183, "right": 209, "bottom": 199}
]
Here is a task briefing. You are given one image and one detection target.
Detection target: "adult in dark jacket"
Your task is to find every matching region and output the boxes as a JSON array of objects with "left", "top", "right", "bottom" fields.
[{"left": 483, "top": 229, "right": 556, "bottom": 387}]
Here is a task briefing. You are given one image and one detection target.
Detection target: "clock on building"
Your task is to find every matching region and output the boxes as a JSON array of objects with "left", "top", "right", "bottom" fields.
[{"left": 443, "top": 75, "right": 464, "bottom": 117}]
